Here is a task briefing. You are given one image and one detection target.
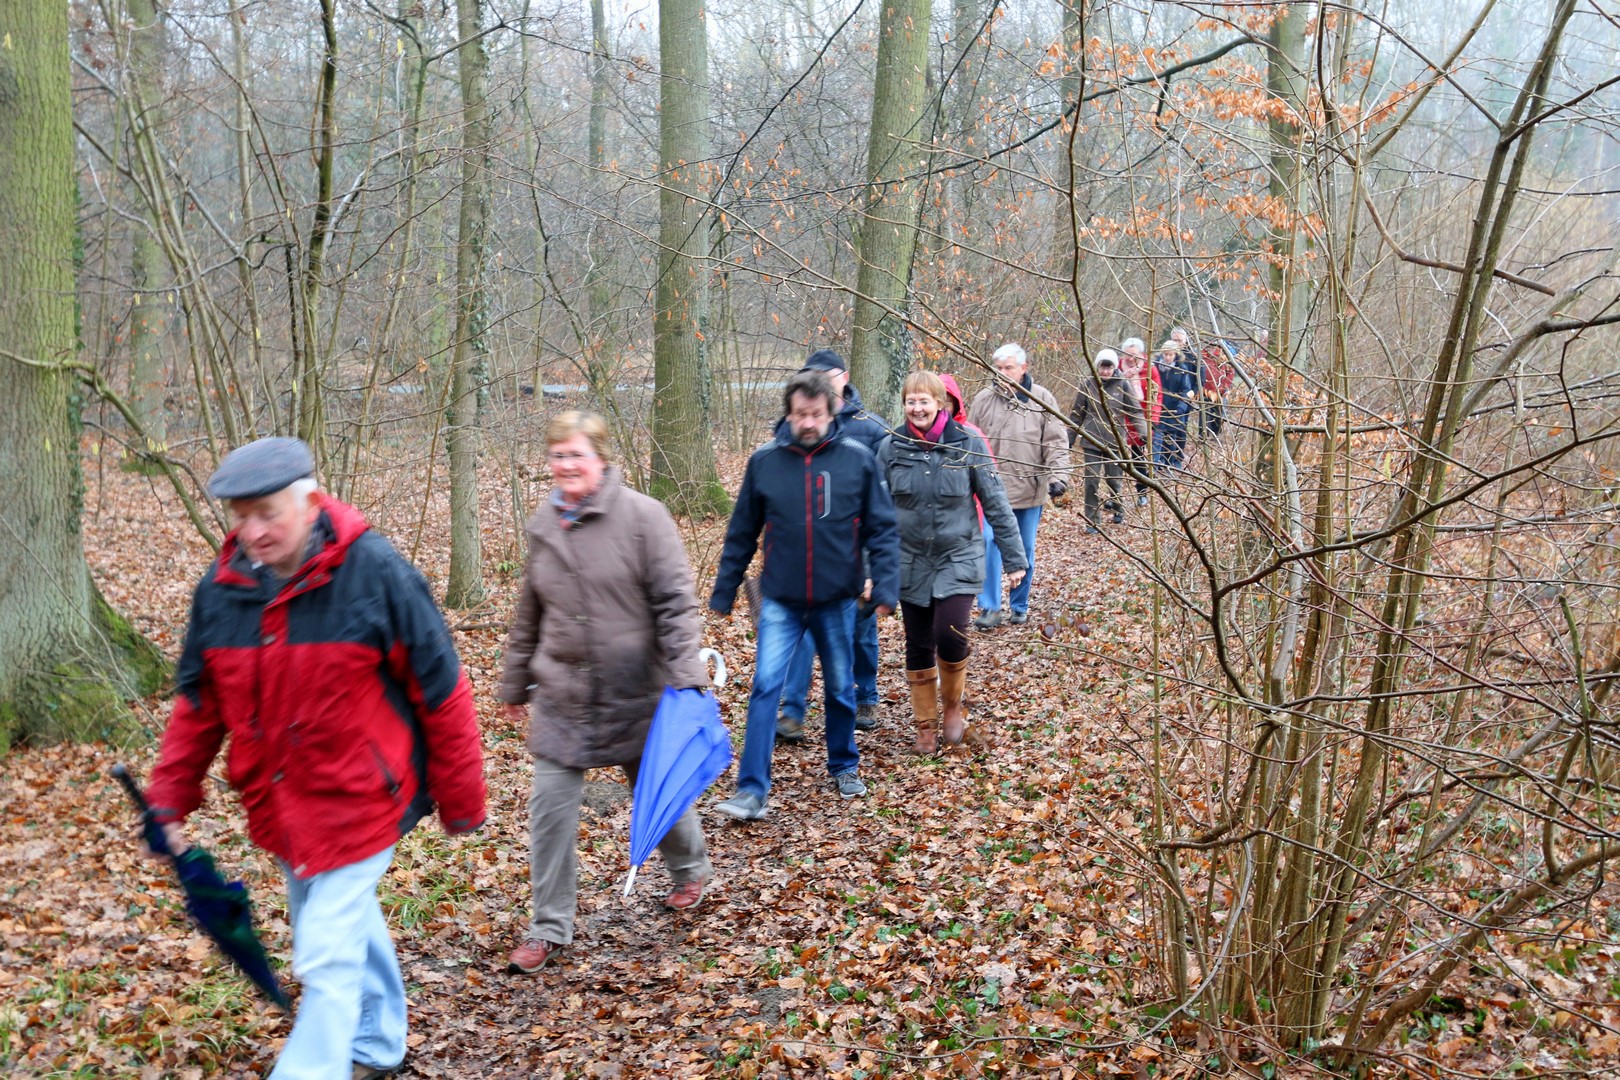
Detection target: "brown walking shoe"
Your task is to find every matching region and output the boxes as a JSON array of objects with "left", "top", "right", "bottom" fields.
[
  {"left": 664, "top": 877, "right": 710, "bottom": 911},
  {"left": 507, "top": 937, "right": 562, "bottom": 974}
]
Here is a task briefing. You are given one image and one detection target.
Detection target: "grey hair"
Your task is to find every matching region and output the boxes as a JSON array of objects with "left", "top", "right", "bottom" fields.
[
  {"left": 991, "top": 342, "right": 1027, "bottom": 367},
  {"left": 1170, "top": 326, "right": 1189, "bottom": 341},
  {"left": 1120, "top": 336, "right": 1145, "bottom": 353},
  {"left": 287, "top": 477, "right": 320, "bottom": 501}
]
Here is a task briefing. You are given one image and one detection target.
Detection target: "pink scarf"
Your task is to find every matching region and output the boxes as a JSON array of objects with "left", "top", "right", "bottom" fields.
[{"left": 906, "top": 410, "right": 948, "bottom": 445}]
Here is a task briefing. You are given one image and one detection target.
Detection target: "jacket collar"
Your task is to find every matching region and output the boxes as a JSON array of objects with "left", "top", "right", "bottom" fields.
[
  {"left": 897, "top": 414, "right": 969, "bottom": 450},
  {"left": 996, "top": 371, "right": 1035, "bottom": 403},
  {"left": 213, "top": 494, "right": 369, "bottom": 590},
  {"left": 529, "top": 466, "right": 626, "bottom": 540}
]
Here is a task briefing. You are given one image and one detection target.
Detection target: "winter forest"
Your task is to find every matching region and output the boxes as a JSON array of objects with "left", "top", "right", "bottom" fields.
[{"left": 3, "top": 0, "right": 1620, "bottom": 1075}]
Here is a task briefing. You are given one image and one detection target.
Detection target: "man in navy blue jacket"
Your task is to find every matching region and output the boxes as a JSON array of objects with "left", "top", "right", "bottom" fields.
[
  {"left": 710, "top": 370, "right": 900, "bottom": 819},
  {"left": 775, "top": 349, "right": 892, "bottom": 740}
]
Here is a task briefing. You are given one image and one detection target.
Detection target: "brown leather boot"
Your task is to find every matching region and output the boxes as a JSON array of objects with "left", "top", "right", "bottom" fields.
[
  {"left": 939, "top": 657, "right": 969, "bottom": 745},
  {"left": 906, "top": 668, "right": 940, "bottom": 754}
]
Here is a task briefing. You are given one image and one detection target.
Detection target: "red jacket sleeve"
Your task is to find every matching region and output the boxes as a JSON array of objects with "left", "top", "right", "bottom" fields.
[{"left": 146, "top": 586, "right": 225, "bottom": 824}]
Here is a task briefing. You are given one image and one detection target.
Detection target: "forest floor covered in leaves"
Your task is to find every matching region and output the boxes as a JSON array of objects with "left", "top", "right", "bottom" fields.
[{"left": 2, "top": 446, "right": 1617, "bottom": 1078}]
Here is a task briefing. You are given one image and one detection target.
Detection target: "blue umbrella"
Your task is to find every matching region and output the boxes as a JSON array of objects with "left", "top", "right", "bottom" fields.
[
  {"left": 623, "top": 650, "right": 732, "bottom": 896},
  {"left": 110, "top": 765, "right": 291, "bottom": 1010}
]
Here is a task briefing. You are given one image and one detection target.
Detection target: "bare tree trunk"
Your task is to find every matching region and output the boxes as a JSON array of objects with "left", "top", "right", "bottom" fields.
[
  {"left": 294, "top": 0, "right": 339, "bottom": 462},
  {"left": 587, "top": 0, "right": 613, "bottom": 334},
  {"left": 849, "top": 0, "right": 934, "bottom": 416},
  {"left": 0, "top": 0, "right": 163, "bottom": 751},
  {"left": 124, "top": 0, "right": 169, "bottom": 462},
  {"left": 649, "top": 0, "right": 727, "bottom": 516},
  {"left": 344, "top": 0, "right": 431, "bottom": 503},
  {"left": 444, "top": 0, "right": 490, "bottom": 608},
  {"left": 1049, "top": 0, "right": 1087, "bottom": 276},
  {"left": 1264, "top": 3, "right": 1309, "bottom": 376}
]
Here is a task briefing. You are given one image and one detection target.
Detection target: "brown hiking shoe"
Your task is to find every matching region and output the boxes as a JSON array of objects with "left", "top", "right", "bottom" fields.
[
  {"left": 507, "top": 937, "right": 561, "bottom": 974},
  {"left": 664, "top": 878, "right": 709, "bottom": 911}
]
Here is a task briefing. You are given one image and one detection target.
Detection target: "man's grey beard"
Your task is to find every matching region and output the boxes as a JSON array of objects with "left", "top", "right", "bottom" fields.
[{"left": 795, "top": 427, "right": 826, "bottom": 448}]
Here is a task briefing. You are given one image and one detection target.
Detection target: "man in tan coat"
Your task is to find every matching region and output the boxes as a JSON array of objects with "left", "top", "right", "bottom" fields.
[{"left": 969, "top": 342, "right": 1071, "bottom": 627}]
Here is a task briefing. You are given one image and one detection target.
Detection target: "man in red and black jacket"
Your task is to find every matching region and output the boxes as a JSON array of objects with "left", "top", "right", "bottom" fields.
[{"left": 146, "top": 437, "right": 485, "bottom": 1080}]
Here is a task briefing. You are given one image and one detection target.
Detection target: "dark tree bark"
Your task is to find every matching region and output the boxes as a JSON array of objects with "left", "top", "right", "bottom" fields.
[{"left": 0, "top": 1, "right": 164, "bottom": 751}]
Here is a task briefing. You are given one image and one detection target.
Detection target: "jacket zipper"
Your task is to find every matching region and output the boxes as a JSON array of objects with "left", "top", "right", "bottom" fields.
[{"left": 803, "top": 453, "right": 815, "bottom": 603}]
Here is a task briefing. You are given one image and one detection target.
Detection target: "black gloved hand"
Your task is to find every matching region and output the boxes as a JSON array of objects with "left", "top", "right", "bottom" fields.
[{"left": 1048, "top": 480, "right": 1068, "bottom": 500}]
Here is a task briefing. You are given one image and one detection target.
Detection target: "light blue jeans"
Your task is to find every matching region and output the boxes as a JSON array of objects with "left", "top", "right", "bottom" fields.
[
  {"left": 978, "top": 506, "right": 1043, "bottom": 615},
  {"left": 778, "top": 606, "right": 879, "bottom": 719},
  {"left": 272, "top": 845, "right": 405, "bottom": 1079},
  {"left": 736, "top": 597, "right": 858, "bottom": 799}
]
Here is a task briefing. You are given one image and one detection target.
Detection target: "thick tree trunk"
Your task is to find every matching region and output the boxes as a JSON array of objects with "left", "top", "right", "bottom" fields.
[
  {"left": 649, "top": 0, "right": 727, "bottom": 516},
  {"left": 0, "top": 1, "right": 164, "bottom": 752},
  {"left": 849, "top": 0, "right": 934, "bottom": 416},
  {"left": 444, "top": 0, "right": 490, "bottom": 608}
]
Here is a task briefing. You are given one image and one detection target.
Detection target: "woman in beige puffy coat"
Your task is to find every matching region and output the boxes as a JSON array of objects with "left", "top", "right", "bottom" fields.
[{"left": 497, "top": 412, "right": 715, "bottom": 975}]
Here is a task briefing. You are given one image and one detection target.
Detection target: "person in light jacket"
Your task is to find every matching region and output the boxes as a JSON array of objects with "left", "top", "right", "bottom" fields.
[
  {"left": 968, "top": 342, "right": 1070, "bottom": 628},
  {"left": 880, "top": 371, "right": 1025, "bottom": 752},
  {"left": 498, "top": 412, "right": 716, "bottom": 976}
]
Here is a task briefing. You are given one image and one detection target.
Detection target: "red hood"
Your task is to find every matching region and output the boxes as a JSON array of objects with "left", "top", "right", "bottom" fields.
[
  {"left": 214, "top": 494, "right": 371, "bottom": 588},
  {"left": 940, "top": 373, "right": 968, "bottom": 422}
]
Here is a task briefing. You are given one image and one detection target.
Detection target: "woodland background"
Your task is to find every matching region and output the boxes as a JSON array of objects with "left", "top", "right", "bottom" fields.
[{"left": 2, "top": 0, "right": 1620, "bottom": 1075}]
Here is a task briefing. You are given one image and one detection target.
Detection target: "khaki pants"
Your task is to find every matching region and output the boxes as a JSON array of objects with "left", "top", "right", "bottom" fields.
[
  {"left": 526, "top": 754, "right": 711, "bottom": 945},
  {"left": 1083, "top": 445, "right": 1124, "bottom": 523}
]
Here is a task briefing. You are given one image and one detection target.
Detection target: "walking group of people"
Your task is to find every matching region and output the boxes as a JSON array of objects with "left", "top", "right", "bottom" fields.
[
  {"left": 138, "top": 331, "right": 1235, "bottom": 1076},
  {"left": 1063, "top": 328, "right": 1236, "bottom": 537}
]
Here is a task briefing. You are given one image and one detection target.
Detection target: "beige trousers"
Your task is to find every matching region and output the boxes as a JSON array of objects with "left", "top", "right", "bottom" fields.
[{"left": 526, "top": 754, "right": 711, "bottom": 945}]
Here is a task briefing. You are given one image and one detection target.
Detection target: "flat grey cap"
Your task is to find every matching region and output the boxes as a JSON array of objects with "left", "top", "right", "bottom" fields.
[{"left": 206, "top": 437, "right": 316, "bottom": 500}]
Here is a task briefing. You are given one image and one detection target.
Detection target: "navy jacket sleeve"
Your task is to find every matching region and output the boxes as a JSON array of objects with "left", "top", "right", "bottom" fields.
[
  {"left": 709, "top": 455, "right": 764, "bottom": 614},
  {"left": 858, "top": 454, "right": 901, "bottom": 610},
  {"left": 379, "top": 543, "right": 487, "bottom": 834}
]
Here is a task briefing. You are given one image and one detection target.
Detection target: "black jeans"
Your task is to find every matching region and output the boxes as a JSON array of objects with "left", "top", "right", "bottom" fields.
[{"left": 901, "top": 593, "right": 975, "bottom": 669}]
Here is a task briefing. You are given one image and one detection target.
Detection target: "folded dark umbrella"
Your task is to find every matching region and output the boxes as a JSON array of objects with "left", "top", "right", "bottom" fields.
[{"left": 110, "top": 764, "right": 291, "bottom": 1010}]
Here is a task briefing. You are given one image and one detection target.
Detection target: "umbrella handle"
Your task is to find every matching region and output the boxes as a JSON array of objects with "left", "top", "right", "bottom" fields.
[
  {"left": 110, "top": 764, "right": 152, "bottom": 815},
  {"left": 110, "top": 763, "right": 175, "bottom": 859},
  {"left": 698, "top": 647, "right": 727, "bottom": 689}
]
